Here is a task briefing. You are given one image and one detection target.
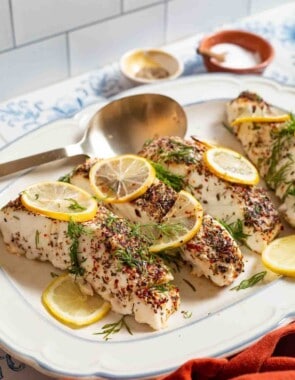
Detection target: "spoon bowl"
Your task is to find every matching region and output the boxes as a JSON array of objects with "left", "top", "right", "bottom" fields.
[{"left": 0, "top": 93, "right": 187, "bottom": 177}]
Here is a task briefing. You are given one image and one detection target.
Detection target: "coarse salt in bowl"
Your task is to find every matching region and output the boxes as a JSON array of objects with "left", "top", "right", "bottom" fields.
[{"left": 198, "top": 29, "right": 274, "bottom": 74}]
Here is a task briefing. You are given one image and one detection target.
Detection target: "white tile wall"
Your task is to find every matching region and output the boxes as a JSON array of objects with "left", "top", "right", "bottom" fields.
[
  {"left": 12, "top": 0, "right": 121, "bottom": 45},
  {"left": 69, "top": 4, "right": 165, "bottom": 75},
  {"left": 0, "top": 0, "right": 14, "bottom": 52},
  {"left": 166, "top": 0, "right": 249, "bottom": 42},
  {"left": 123, "top": 0, "right": 163, "bottom": 12},
  {"left": 0, "top": 35, "right": 68, "bottom": 100},
  {"left": 250, "top": 0, "right": 293, "bottom": 13},
  {"left": 0, "top": 0, "right": 290, "bottom": 101}
]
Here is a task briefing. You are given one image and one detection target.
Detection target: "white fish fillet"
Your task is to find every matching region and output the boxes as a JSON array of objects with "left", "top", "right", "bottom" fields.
[
  {"left": 70, "top": 162, "right": 244, "bottom": 287},
  {"left": 138, "top": 136, "right": 282, "bottom": 253},
  {"left": 0, "top": 197, "right": 179, "bottom": 330},
  {"left": 226, "top": 91, "right": 295, "bottom": 227}
]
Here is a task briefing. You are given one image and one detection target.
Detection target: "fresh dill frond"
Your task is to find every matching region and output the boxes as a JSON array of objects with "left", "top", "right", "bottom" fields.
[
  {"left": 142, "top": 138, "right": 153, "bottom": 148},
  {"left": 222, "top": 122, "right": 234, "bottom": 134},
  {"left": 150, "top": 282, "right": 173, "bottom": 293},
  {"left": 158, "top": 250, "right": 183, "bottom": 272},
  {"left": 277, "top": 113, "right": 295, "bottom": 138},
  {"left": 182, "top": 278, "right": 196, "bottom": 292},
  {"left": 266, "top": 113, "right": 295, "bottom": 189},
  {"left": 140, "top": 222, "right": 186, "bottom": 242},
  {"left": 287, "top": 183, "right": 295, "bottom": 196},
  {"left": 67, "top": 219, "right": 91, "bottom": 276},
  {"left": 35, "top": 229, "right": 40, "bottom": 248},
  {"left": 150, "top": 161, "right": 185, "bottom": 192},
  {"left": 58, "top": 171, "right": 72, "bottom": 183},
  {"left": 219, "top": 218, "right": 249, "bottom": 244},
  {"left": 114, "top": 246, "right": 153, "bottom": 271},
  {"left": 157, "top": 140, "right": 196, "bottom": 164},
  {"left": 181, "top": 310, "right": 192, "bottom": 319},
  {"left": 65, "top": 198, "right": 87, "bottom": 211},
  {"left": 114, "top": 247, "right": 142, "bottom": 269},
  {"left": 266, "top": 161, "right": 293, "bottom": 189},
  {"left": 94, "top": 316, "right": 132, "bottom": 341},
  {"left": 230, "top": 271, "right": 267, "bottom": 291}
]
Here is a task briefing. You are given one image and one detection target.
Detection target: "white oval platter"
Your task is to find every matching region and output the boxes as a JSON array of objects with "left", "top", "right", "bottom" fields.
[{"left": 0, "top": 74, "right": 294, "bottom": 380}]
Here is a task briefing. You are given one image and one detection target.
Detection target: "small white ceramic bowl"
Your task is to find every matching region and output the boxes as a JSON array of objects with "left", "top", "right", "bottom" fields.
[{"left": 120, "top": 48, "right": 183, "bottom": 84}]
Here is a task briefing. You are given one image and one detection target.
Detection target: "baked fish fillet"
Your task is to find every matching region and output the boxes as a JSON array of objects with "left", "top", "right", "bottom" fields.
[
  {"left": 70, "top": 161, "right": 243, "bottom": 287},
  {"left": 138, "top": 136, "right": 281, "bottom": 253},
  {"left": 226, "top": 91, "right": 295, "bottom": 227},
  {"left": 0, "top": 197, "right": 179, "bottom": 330}
]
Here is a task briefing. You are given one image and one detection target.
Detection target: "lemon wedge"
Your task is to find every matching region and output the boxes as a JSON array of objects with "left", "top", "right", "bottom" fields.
[
  {"left": 262, "top": 235, "right": 295, "bottom": 277},
  {"left": 231, "top": 114, "right": 290, "bottom": 126},
  {"left": 204, "top": 147, "right": 259, "bottom": 185},
  {"left": 21, "top": 181, "right": 97, "bottom": 222},
  {"left": 42, "top": 274, "right": 111, "bottom": 327},
  {"left": 89, "top": 154, "right": 156, "bottom": 203},
  {"left": 149, "top": 190, "right": 203, "bottom": 253}
]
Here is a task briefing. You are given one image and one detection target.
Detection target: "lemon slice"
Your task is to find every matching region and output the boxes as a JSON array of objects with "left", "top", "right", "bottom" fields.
[
  {"left": 42, "top": 274, "right": 111, "bottom": 327},
  {"left": 231, "top": 114, "right": 290, "bottom": 126},
  {"left": 89, "top": 154, "right": 156, "bottom": 203},
  {"left": 149, "top": 190, "right": 203, "bottom": 253},
  {"left": 204, "top": 147, "right": 259, "bottom": 185},
  {"left": 262, "top": 235, "right": 295, "bottom": 277},
  {"left": 21, "top": 181, "right": 97, "bottom": 222}
]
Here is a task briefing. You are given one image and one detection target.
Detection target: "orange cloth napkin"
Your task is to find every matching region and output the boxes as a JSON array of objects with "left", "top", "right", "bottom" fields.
[{"left": 159, "top": 322, "right": 295, "bottom": 380}]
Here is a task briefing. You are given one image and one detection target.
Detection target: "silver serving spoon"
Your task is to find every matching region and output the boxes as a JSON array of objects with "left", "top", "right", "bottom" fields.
[{"left": 0, "top": 93, "right": 187, "bottom": 177}]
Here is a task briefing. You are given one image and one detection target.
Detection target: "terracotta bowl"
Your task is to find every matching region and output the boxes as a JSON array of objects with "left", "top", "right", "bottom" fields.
[{"left": 198, "top": 29, "right": 274, "bottom": 74}]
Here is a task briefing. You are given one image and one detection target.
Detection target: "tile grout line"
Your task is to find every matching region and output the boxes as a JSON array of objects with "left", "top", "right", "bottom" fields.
[
  {"left": 8, "top": 0, "right": 16, "bottom": 48},
  {"left": 164, "top": 0, "right": 169, "bottom": 44},
  {"left": 0, "top": 2, "right": 163, "bottom": 57},
  {"left": 65, "top": 32, "right": 71, "bottom": 77}
]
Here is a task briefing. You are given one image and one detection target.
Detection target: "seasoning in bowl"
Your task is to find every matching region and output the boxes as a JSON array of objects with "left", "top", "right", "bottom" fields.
[
  {"left": 210, "top": 43, "right": 261, "bottom": 69},
  {"left": 135, "top": 66, "right": 170, "bottom": 80},
  {"left": 120, "top": 48, "right": 183, "bottom": 84}
]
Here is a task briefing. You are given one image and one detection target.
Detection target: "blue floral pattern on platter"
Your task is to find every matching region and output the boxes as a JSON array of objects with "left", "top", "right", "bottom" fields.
[{"left": 0, "top": 350, "right": 51, "bottom": 379}]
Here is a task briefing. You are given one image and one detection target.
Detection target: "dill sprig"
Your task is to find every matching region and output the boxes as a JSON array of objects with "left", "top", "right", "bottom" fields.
[
  {"left": 230, "top": 271, "right": 267, "bottom": 291},
  {"left": 277, "top": 113, "right": 295, "bottom": 138},
  {"left": 157, "top": 140, "right": 196, "bottom": 164},
  {"left": 147, "top": 222, "right": 186, "bottom": 240},
  {"left": 150, "top": 282, "right": 173, "bottom": 293},
  {"left": 266, "top": 114, "right": 295, "bottom": 189},
  {"left": 35, "top": 230, "right": 40, "bottom": 248},
  {"left": 58, "top": 171, "right": 72, "bottom": 183},
  {"left": 94, "top": 316, "right": 132, "bottom": 341},
  {"left": 67, "top": 220, "right": 91, "bottom": 276},
  {"left": 287, "top": 184, "right": 295, "bottom": 196},
  {"left": 219, "top": 218, "right": 249, "bottom": 244},
  {"left": 266, "top": 161, "right": 293, "bottom": 189},
  {"left": 158, "top": 250, "right": 183, "bottom": 272},
  {"left": 113, "top": 245, "right": 154, "bottom": 272},
  {"left": 150, "top": 161, "right": 185, "bottom": 192},
  {"left": 65, "top": 198, "right": 87, "bottom": 211},
  {"left": 114, "top": 247, "right": 145, "bottom": 270},
  {"left": 181, "top": 310, "right": 192, "bottom": 319},
  {"left": 222, "top": 122, "right": 234, "bottom": 134},
  {"left": 130, "top": 221, "right": 186, "bottom": 244},
  {"left": 182, "top": 278, "right": 196, "bottom": 292}
]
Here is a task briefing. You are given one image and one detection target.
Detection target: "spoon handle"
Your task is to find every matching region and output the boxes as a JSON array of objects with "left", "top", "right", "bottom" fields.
[{"left": 0, "top": 144, "right": 86, "bottom": 178}]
